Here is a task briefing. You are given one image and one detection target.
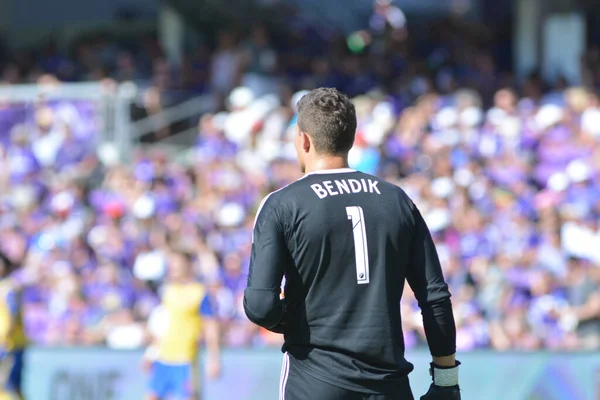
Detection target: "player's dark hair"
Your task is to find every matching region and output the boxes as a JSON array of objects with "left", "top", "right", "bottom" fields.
[
  {"left": 297, "top": 87, "right": 357, "bottom": 155},
  {"left": 172, "top": 249, "right": 195, "bottom": 266}
]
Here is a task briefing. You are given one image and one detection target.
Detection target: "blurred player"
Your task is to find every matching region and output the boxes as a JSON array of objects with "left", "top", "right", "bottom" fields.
[
  {"left": 244, "top": 88, "right": 460, "bottom": 400},
  {"left": 0, "top": 253, "right": 26, "bottom": 400},
  {"left": 142, "top": 251, "right": 221, "bottom": 400}
]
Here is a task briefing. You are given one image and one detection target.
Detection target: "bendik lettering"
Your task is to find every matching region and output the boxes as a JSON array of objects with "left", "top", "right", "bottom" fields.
[{"left": 311, "top": 179, "right": 381, "bottom": 199}]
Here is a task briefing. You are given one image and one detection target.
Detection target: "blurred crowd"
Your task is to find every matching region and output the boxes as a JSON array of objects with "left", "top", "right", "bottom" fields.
[
  {"left": 0, "top": 14, "right": 528, "bottom": 108},
  {"left": 0, "top": 15, "right": 599, "bottom": 352}
]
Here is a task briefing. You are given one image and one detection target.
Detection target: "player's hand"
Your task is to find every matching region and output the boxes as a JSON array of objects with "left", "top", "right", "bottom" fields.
[
  {"left": 420, "top": 361, "right": 461, "bottom": 400},
  {"left": 140, "top": 357, "right": 153, "bottom": 374},
  {"left": 420, "top": 384, "right": 461, "bottom": 400},
  {"left": 141, "top": 346, "right": 157, "bottom": 373},
  {"left": 206, "top": 357, "right": 221, "bottom": 380}
]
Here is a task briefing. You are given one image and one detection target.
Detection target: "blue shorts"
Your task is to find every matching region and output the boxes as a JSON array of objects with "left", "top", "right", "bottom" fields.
[
  {"left": 0, "top": 349, "right": 24, "bottom": 392},
  {"left": 149, "top": 362, "right": 193, "bottom": 399}
]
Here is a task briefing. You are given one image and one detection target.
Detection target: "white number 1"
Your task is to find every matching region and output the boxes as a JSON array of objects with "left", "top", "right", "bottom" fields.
[{"left": 346, "top": 206, "right": 370, "bottom": 285}]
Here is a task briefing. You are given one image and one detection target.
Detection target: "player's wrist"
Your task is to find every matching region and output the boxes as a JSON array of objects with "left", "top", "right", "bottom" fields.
[{"left": 430, "top": 360, "right": 460, "bottom": 387}]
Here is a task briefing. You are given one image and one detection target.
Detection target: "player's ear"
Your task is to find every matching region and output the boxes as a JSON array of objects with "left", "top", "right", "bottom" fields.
[{"left": 301, "top": 131, "right": 311, "bottom": 153}]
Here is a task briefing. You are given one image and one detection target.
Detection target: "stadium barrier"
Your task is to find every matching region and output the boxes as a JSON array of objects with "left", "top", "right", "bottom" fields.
[
  {"left": 0, "top": 82, "right": 214, "bottom": 163},
  {"left": 24, "top": 347, "right": 600, "bottom": 400}
]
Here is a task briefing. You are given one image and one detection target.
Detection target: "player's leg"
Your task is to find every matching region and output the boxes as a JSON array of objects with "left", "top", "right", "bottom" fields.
[
  {"left": 7, "top": 349, "right": 24, "bottom": 400},
  {"left": 0, "top": 351, "right": 14, "bottom": 400},
  {"left": 281, "top": 353, "right": 362, "bottom": 400},
  {"left": 172, "top": 363, "right": 199, "bottom": 400},
  {"left": 146, "top": 361, "right": 169, "bottom": 400},
  {"left": 188, "top": 361, "right": 201, "bottom": 400}
]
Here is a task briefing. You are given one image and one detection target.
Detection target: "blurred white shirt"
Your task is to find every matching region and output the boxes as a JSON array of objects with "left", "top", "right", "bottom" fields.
[
  {"left": 133, "top": 250, "right": 167, "bottom": 281},
  {"left": 32, "top": 128, "right": 64, "bottom": 167}
]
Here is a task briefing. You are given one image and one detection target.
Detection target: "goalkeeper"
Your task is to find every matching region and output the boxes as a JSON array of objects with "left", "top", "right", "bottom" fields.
[{"left": 244, "top": 88, "right": 460, "bottom": 400}]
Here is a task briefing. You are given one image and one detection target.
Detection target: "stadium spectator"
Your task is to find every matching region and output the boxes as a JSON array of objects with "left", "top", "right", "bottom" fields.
[
  {"left": 240, "top": 25, "right": 279, "bottom": 97},
  {"left": 210, "top": 31, "right": 242, "bottom": 99}
]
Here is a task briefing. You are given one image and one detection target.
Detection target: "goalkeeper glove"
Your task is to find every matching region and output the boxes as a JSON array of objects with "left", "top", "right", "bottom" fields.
[{"left": 420, "top": 361, "right": 461, "bottom": 400}]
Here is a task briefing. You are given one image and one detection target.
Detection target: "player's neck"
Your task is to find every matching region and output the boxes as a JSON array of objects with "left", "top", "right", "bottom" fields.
[
  {"left": 304, "top": 156, "right": 349, "bottom": 174},
  {"left": 171, "top": 277, "right": 193, "bottom": 285}
]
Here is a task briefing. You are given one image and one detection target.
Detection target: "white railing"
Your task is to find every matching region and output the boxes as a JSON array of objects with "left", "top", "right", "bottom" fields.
[
  {"left": 0, "top": 81, "right": 214, "bottom": 162},
  {"left": 128, "top": 94, "right": 214, "bottom": 140},
  {"left": 0, "top": 81, "right": 134, "bottom": 157},
  {"left": 0, "top": 82, "right": 111, "bottom": 101}
]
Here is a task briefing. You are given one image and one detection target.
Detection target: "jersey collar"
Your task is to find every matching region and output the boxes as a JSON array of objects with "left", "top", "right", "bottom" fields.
[{"left": 304, "top": 168, "right": 356, "bottom": 176}]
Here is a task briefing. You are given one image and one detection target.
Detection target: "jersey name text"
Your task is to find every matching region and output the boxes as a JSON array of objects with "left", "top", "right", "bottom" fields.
[{"left": 311, "top": 178, "right": 381, "bottom": 199}]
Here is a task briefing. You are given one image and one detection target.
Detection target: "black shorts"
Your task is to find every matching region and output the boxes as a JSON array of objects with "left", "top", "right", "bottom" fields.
[{"left": 279, "top": 353, "right": 415, "bottom": 400}]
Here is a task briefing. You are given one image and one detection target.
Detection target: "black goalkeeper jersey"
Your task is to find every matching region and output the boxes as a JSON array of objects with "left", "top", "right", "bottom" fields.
[{"left": 244, "top": 168, "right": 456, "bottom": 394}]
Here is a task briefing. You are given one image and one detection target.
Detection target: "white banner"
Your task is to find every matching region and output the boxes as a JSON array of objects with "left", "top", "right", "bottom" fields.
[{"left": 24, "top": 348, "right": 600, "bottom": 400}]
